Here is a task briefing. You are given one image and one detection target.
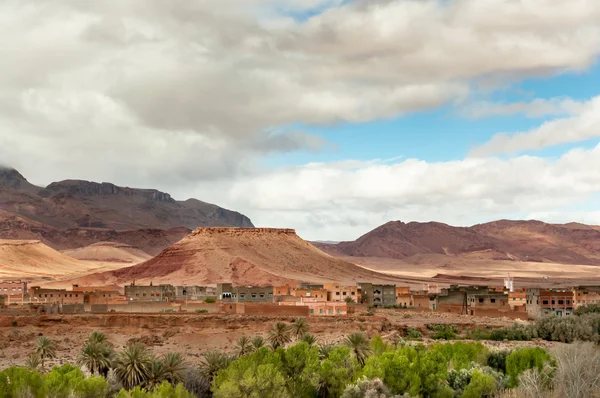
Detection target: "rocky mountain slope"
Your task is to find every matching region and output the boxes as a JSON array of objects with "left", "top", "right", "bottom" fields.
[
  {"left": 316, "top": 220, "right": 600, "bottom": 265},
  {"left": 62, "top": 242, "right": 152, "bottom": 264},
  {"left": 71, "top": 228, "right": 405, "bottom": 286},
  {"left": 0, "top": 167, "right": 253, "bottom": 230}
]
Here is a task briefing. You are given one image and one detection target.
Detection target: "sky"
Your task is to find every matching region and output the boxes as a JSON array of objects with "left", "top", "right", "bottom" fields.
[{"left": 1, "top": 0, "right": 600, "bottom": 241}]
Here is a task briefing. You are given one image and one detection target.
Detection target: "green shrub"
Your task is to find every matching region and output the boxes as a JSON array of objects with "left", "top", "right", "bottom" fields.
[
  {"left": 487, "top": 350, "right": 510, "bottom": 373},
  {"left": 489, "top": 325, "right": 533, "bottom": 341},
  {"left": 465, "top": 328, "right": 491, "bottom": 340},
  {"left": 204, "top": 298, "right": 216, "bottom": 304},
  {"left": 533, "top": 314, "right": 598, "bottom": 343},
  {"left": 574, "top": 303, "right": 600, "bottom": 316},
  {"left": 160, "top": 309, "right": 175, "bottom": 313},
  {"left": 195, "top": 309, "right": 208, "bottom": 313},
  {"left": 506, "top": 347, "right": 553, "bottom": 387},
  {"left": 428, "top": 325, "right": 458, "bottom": 340},
  {"left": 461, "top": 369, "right": 497, "bottom": 398},
  {"left": 405, "top": 328, "right": 422, "bottom": 340}
]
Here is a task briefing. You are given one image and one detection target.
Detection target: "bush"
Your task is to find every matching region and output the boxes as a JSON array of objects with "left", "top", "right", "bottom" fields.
[
  {"left": 574, "top": 303, "right": 600, "bottom": 316},
  {"left": 405, "top": 328, "right": 422, "bottom": 340},
  {"left": 487, "top": 350, "right": 510, "bottom": 373},
  {"left": 465, "top": 328, "right": 491, "bottom": 340},
  {"left": 428, "top": 325, "right": 458, "bottom": 340},
  {"left": 533, "top": 314, "right": 598, "bottom": 343},
  {"left": 160, "top": 309, "right": 175, "bottom": 313},
  {"left": 506, "top": 347, "right": 553, "bottom": 387},
  {"left": 489, "top": 325, "right": 533, "bottom": 341},
  {"left": 204, "top": 298, "right": 216, "bottom": 304},
  {"left": 462, "top": 369, "right": 497, "bottom": 398},
  {"left": 195, "top": 309, "right": 208, "bottom": 314}
]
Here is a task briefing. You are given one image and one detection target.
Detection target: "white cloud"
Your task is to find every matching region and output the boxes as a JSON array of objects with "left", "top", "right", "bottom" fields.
[
  {"left": 203, "top": 144, "right": 600, "bottom": 240},
  {"left": 460, "top": 97, "right": 585, "bottom": 119},
  {"left": 470, "top": 96, "right": 600, "bottom": 156}
]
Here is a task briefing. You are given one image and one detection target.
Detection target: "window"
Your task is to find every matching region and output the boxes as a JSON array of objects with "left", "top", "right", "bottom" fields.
[
  {"left": 558, "top": 300, "right": 564, "bottom": 305},
  {"left": 268, "top": 293, "right": 273, "bottom": 297},
  {"left": 251, "top": 294, "right": 257, "bottom": 299},
  {"left": 319, "top": 309, "right": 323, "bottom": 314},
  {"left": 143, "top": 293, "right": 146, "bottom": 297},
  {"left": 343, "top": 292, "right": 347, "bottom": 296},
  {"left": 351, "top": 292, "right": 355, "bottom": 295},
  {"left": 491, "top": 298, "right": 496, "bottom": 303},
  {"left": 478, "top": 298, "right": 484, "bottom": 303},
  {"left": 310, "top": 309, "right": 314, "bottom": 314},
  {"left": 259, "top": 294, "right": 265, "bottom": 299},
  {"left": 240, "top": 294, "right": 245, "bottom": 300},
  {"left": 136, "top": 293, "right": 139, "bottom": 297},
  {"left": 543, "top": 300, "right": 549, "bottom": 305},
  {"left": 328, "top": 309, "right": 333, "bottom": 314},
  {"left": 552, "top": 300, "right": 555, "bottom": 305},
  {"left": 336, "top": 292, "right": 340, "bottom": 296}
]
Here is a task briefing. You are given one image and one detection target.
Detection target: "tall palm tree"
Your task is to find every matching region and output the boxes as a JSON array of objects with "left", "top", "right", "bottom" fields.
[
  {"left": 251, "top": 336, "right": 265, "bottom": 351},
  {"left": 35, "top": 336, "right": 56, "bottom": 371},
  {"left": 87, "top": 331, "right": 108, "bottom": 345},
  {"left": 318, "top": 342, "right": 336, "bottom": 360},
  {"left": 268, "top": 322, "right": 292, "bottom": 350},
  {"left": 300, "top": 332, "right": 317, "bottom": 346},
  {"left": 77, "top": 341, "right": 114, "bottom": 377},
  {"left": 199, "top": 351, "right": 231, "bottom": 382},
  {"left": 344, "top": 332, "right": 372, "bottom": 366},
  {"left": 113, "top": 343, "right": 152, "bottom": 390},
  {"left": 162, "top": 352, "right": 187, "bottom": 384},
  {"left": 235, "top": 336, "right": 251, "bottom": 357},
  {"left": 290, "top": 318, "right": 309, "bottom": 340}
]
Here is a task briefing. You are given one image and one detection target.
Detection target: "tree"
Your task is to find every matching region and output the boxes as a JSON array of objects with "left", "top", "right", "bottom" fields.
[
  {"left": 251, "top": 336, "right": 265, "bottom": 351},
  {"left": 344, "top": 333, "right": 371, "bottom": 367},
  {"left": 235, "top": 336, "right": 251, "bottom": 357},
  {"left": 162, "top": 352, "right": 187, "bottom": 385},
  {"left": 506, "top": 347, "right": 552, "bottom": 387},
  {"left": 318, "top": 346, "right": 359, "bottom": 398},
  {"left": 341, "top": 377, "right": 393, "bottom": 398},
  {"left": 268, "top": 322, "right": 292, "bottom": 350},
  {"left": 35, "top": 336, "right": 56, "bottom": 371},
  {"left": 344, "top": 296, "right": 355, "bottom": 304},
  {"left": 462, "top": 370, "right": 497, "bottom": 398},
  {"left": 199, "top": 351, "right": 232, "bottom": 382},
  {"left": 0, "top": 366, "right": 45, "bottom": 397},
  {"left": 146, "top": 358, "right": 167, "bottom": 390},
  {"left": 113, "top": 343, "right": 152, "bottom": 390},
  {"left": 77, "top": 341, "right": 114, "bottom": 377},
  {"left": 301, "top": 333, "right": 317, "bottom": 346},
  {"left": 280, "top": 342, "right": 320, "bottom": 397},
  {"left": 553, "top": 342, "right": 600, "bottom": 398},
  {"left": 318, "top": 343, "right": 336, "bottom": 360},
  {"left": 25, "top": 352, "right": 41, "bottom": 371},
  {"left": 87, "top": 331, "right": 108, "bottom": 345},
  {"left": 290, "top": 318, "right": 310, "bottom": 340}
]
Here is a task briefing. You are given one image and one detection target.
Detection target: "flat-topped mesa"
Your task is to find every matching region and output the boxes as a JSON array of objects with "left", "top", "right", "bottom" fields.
[
  {"left": 190, "top": 227, "right": 296, "bottom": 237},
  {"left": 45, "top": 180, "right": 174, "bottom": 202}
]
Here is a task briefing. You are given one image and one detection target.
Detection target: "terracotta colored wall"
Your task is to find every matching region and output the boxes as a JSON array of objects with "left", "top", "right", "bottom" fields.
[{"left": 470, "top": 308, "right": 528, "bottom": 320}]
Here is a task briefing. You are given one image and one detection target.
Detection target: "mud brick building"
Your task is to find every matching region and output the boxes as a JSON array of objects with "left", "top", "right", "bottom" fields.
[
  {"left": 324, "top": 283, "right": 360, "bottom": 302},
  {"left": 572, "top": 286, "right": 600, "bottom": 309},
  {"left": 0, "top": 280, "right": 27, "bottom": 303},
  {"left": 217, "top": 283, "right": 275, "bottom": 303},
  {"left": 28, "top": 286, "right": 84, "bottom": 305},
  {"left": 174, "top": 285, "right": 216, "bottom": 301},
  {"left": 124, "top": 283, "right": 176, "bottom": 302},
  {"left": 358, "top": 283, "right": 396, "bottom": 307}
]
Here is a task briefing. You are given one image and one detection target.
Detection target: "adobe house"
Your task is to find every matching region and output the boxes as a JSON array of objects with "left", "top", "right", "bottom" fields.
[
  {"left": 124, "top": 283, "right": 176, "bottom": 302},
  {"left": 323, "top": 283, "right": 360, "bottom": 302},
  {"left": 0, "top": 280, "right": 27, "bottom": 304},
  {"left": 358, "top": 283, "right": 396, "bottom": 307},
  {"left": 572, "top": 286, "right": 600, "bottom": 309},
  {"left": 216, "top": 283, "right": 275, "bottom": 303},
  {"left": 526, "top": 288, "right": 574, "bottom": 319},
  {"left": 174, "top": 285, "right": 216, "bottom": 301},
  {"left": 28, "top": 286, "right": 84, "bottom": 305}
]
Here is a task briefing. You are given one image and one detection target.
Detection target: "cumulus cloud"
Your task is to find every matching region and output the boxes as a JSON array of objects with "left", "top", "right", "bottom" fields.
[
  {"left": 470, "top": 96, "right": 600, "bottom": 156},
  {"left": 460, "top": 97, "right": 585, "bottom": 119},
  {"left": 206, "top": 144, "right": 600, "bottom": 240}
]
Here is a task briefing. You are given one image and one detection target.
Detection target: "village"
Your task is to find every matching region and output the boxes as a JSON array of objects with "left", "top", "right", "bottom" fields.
[{"left": 1, "top": 275, "right": 599, "bottom": 320}]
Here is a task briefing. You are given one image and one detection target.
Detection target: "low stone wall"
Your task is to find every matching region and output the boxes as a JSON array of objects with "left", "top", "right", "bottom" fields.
[
  {"left": 223, "top": 303, "right": 310, "bottom": 316},
  {"left": 470, "top": 308, "right": 528, "bottom": 320}
]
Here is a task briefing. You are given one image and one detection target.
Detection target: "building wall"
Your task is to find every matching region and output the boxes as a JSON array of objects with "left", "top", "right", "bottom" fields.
[
  {"left": 470, "top": 308, "right": 528, "bottom": 320},
  {"left": 125, "top": 284, "right": 175, "bottom": 302},
  {"left": 222, "top": 303, "right": 309, "bottom": 316},
  {"left": 412, "top": 295, "right": 436, "bottom": 310},
  {"left": 28, "top": 287, "right": 84, "bottom": 304},
  {"left": 359, "top": 283, "right": 396, "bottom": 307},
  {"left": 527, "top": 288, "right": 574, "bottom": 319},
  {"left": 396, "top": 294, "right": 412, "bottom": 307},
  {"left": 508, "top": 291, "right": 526, "bottom": 309},
  {"left": 306, "top": 302, "right": 348, "bottom": 316},
  {"left": 86, "top": 291, "right": 124, "bottom": 305},
  {"left": 174, "top": 285, "right": 216, "bottom": 301},
  {"left": 573, "top": 287, "right": 600, "bottom": 309},
  {"left": 0, "top": 281, "right": 27, "bottom": 299},
  {"left": 293, "top": 288, "right": 328, "bottom": 302},
  {"left": 217, "top": 284, "right": 275, "bottom": 303},
  {"left": 468, "top": 292, "right": 509, "bottom": 309},
  {"left": 323, "top": 283, "right": 359, "bottom": 302}
]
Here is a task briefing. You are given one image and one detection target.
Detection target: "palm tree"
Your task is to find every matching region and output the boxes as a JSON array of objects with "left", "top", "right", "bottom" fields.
[
  {"left": 113, "top": 343, "right": 152, "bottom": 390},
  {"left": 87, "top": 331, "right": 108, "bottom": 345},
  {"left": 25, "top": 352, "right": 41, "bottom": 371},
  {"left": 77, "top": 341, "right": 114, "bottom": 377},
  {"left": 345, "top": 296, "right": 355, "bottom": 304},
  {"left": 318, "top": 342, "right": 336, "bottom": 360},
  {"left": 146, "top": 357, "right": 167, "bottom": 390},
  {"left": 35, "top": 337, "right": 56, "bottom": 371},
  {"left": 300, "top": 332, "right": 317, "bottom": 346},
  {"left": 235, "top": 336, "right": 251, "bottom": 357},
  {"left": 251, "top": 336, "right": 265, "bottom": 351},
  {"left": 162, "top": 352, "right": 187, "bottom": 384},
  {"left": 268, "top": 322, "right": 292, "bottom": 350},
  {"left": 199, "top": 351, "right": 231, "bottom": 382},
  {"left": 344, "top": 332, "right": 371, "bottom": 366},
  {"left": 290, "top": 318, "right": 309, "bottom": 340}
]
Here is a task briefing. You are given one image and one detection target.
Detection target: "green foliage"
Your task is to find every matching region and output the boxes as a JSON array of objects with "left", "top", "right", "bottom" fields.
[
  {"left": 574, "top": 303, "right": 600, "bottom": 316},
  {"left": 318, "top": 346, "right": 360, "bottom": 398},
  {"left": 194, "top": 309, "right": 208, "bottom": 313},
  {"left": 344, "top": 333, "right": 372, "bottom": 366},
  {"left": 341, "top": 377, "right": 394, "bottom": 398},
  {"left": 489, "top": 325, "right": 533, "bottom": 341},
  {"left": 113, "top": 343, "right": 152, "bottom": 390},
  {"left": 428, "top": 325, "right": 458, "bottom": 340},
  {"left": 405, "top": 328, "right": 422, "bottom": 340},
  {"left": 344, "top": 296, "right": 355, "bottom": 304},
  {"left": 268, "top": 322, "right": 292, "bottom": 350},
  {"left": 505, "top": 347, "right": 553, "bottom": 387},
  {"left": 461, "top": 369, "right": 497, "bottom": 398},
  {"left": 251, "top": 336, "right": 265, "bottom": 351},
  {"left": 235, "top": 336, "right": 251, "bottom": 357},
  {"left": 204, "top": 298, "right": 216, "bottom": 304},
  {"left": 115, "top": 382, "right": 195, "bottom": 397},
  {"left": 290, "top": 318, "right": 310, "bottom": 340},
  {"left": 44, "top": 364, "right": 110, "bottom": 398},
  {"left": 35, "top": 336, "right": 57, "bottom": 371},
  {"left": 199, "top": 351, "right": 233, "bottom": 382},
  {"left": 533, "top": 314, "right": 599, "bottom": 343},
  {"left": 300, "top": 332, "right": 317, "bottom": 346},
  {"left": 369, "top": 335, "right": 391, "bottom": 356},
  {"left": 77, "top": 340, "right": 114, "bottom": 377},
  {"left": 487, "top": 350, "right": 510, "bottom": 373},
  {"left": 212, "top": 347, "right": 288, "bottom": 398},
  {"left": 280, "top": 342, "right": 320, "bottom": 397},
  {"left": 0, "top": 366, "right": 45, "bottom": 398},
  {"left": 428, "top": 342, "right": 489, "bottom": 370}
]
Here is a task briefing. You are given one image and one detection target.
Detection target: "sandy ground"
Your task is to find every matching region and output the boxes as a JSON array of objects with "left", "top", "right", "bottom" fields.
[{"left": 0, "top": 311, "right": 560, "bottom": 370}]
